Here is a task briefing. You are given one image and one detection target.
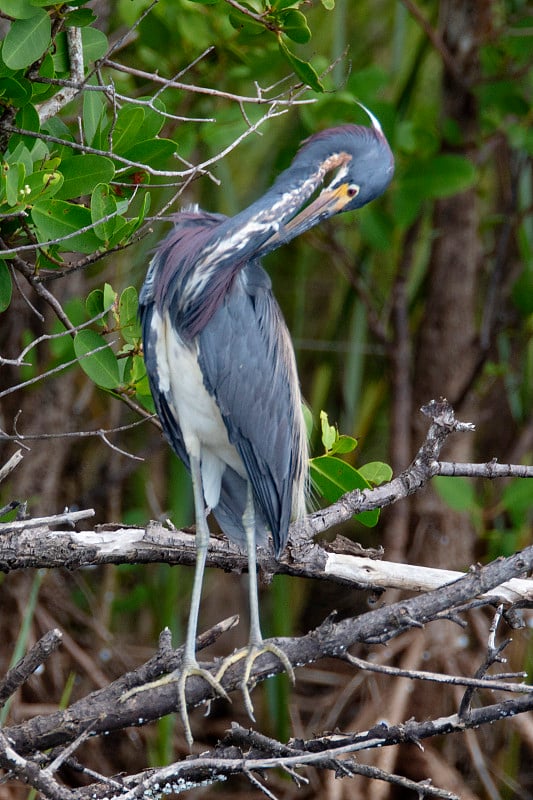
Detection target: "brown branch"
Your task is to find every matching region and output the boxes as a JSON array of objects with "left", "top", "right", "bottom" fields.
[
  {"left": 3, "top": 543, "right": 533, "bottom": 761},
  {"left": 0, "top": 629, "right": 63, "bottom": 707},
  {"left": 0, "top": 400, "right": 531, "bottom": 796}
]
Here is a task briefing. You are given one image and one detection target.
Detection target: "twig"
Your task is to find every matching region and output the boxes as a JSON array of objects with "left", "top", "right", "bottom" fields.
[
  {"left": 0, "top": 629, "right": 63, "bottom": 707},
  {"left": 0, "top": 450, "right": 23, "bottom": 484},
  {"left": 344, "top": 652, "right": 530, "bottom": 696},
  {"left": 0, "top": 507, "right": 95, "bottom": 533},
  {"left": 0, "top": 340, "right": 116, "bottom": 400},
  {"left": 2, "top": 544, "right": 532, "bottom": 761},
  {"left": 437, "top": 460, "right": 533, "bottom": 479},
  {"left": 0, "top": 306, "right": 112, "bottom": 367},
  {"left": 0, "top": 730, "right": 66, "bottom": 800},
  {"left": 458, "top": 604, "right": 512, "bottom": 719},
  {"left": 103, "top": 59, "right": 314, "bottom": 105}
]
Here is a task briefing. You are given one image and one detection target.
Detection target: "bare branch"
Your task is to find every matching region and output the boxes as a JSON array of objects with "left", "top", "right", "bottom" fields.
[
  {"left": 103, "top": 59, "right": 315, "bottom": 105},
  {"left": 0, "top": 339, "right": 116, "bottom": 400},
  {"left": 0, "top": 306, "right": 112, "bottom": 367},
  {"left": 37, "top": 27, "right": 84, "bottom": 123},
  {"left": 0, "top": 450, "right": 23, "bottom": 484},
  {"left": 0, "top": 508, "right": 95, "bottom": 533},
  {"left": 344, "top": 651, "right": 529, "bottom": 696},
  {"left": 0, "top": 629, "right": 63, "bottom": 707}
]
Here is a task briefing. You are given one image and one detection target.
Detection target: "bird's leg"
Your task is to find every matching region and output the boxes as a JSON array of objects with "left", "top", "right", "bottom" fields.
[
  {"left": 215, "top": 484, "right": 294, "bottom": 721},
  {"left": 121, "top": 454, "right": 228, "bottom": 749}
]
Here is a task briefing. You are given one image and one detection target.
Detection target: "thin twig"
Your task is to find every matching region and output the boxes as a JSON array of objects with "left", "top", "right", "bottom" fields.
[{"left": 344, "top": 653, "right": 530, "bottom": 696}]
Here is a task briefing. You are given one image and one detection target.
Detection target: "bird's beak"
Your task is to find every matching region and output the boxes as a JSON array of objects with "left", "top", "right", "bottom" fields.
[
  {"left": 282, "top": 183, "right": 358, "bottom": 239},
  {"left": 257, "top": 182, "right": 359, "bottom": 257}
]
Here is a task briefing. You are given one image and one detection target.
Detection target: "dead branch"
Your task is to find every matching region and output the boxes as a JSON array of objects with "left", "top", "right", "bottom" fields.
[{"left": 0, "top": 400, "right": 532, "bottom": 797}]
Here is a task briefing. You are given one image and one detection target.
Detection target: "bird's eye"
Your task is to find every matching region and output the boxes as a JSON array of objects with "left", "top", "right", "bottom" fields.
[{"left": 347, "top": 184, "right": 359, "bottom": 198}]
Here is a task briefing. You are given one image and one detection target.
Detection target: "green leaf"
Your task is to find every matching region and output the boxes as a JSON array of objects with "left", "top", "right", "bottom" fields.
[
  {"left": 358, "top": 461, "right": 393, "bottom": 486},
  {"left": 119, "top": 286, "right": 141, "bottom": 343},
  {"left": 278, "top": 37, "right": 323, "bottom": 92},
  {"left": 0, "top": 0, "right": 38, "bottom": 19},
  {"left": 310, "top": 455, "right": 379, "bottom": 527},
  {"left": 20, "top": 169, "right": 64, "bottom": 204},
  {"left": 31, "top": 199, "right": 101, "bottom": 254},
  {"left": 81, "top": 26, "right": 108, "bottom": 63},
  {"left": 330, "top": 434, "right": 358, "bottom": 455},
  {"left": 90, "top": 183, "right": 118, "bottom": 241},
  {"left": 103, "top": 282, "right": 117, "bottom": 312},
  {"left": 121, "top": 138, "right": 177, "bottom": 170},
  {"left": 302, "top": 403, "right": 313, "bottom": 439},
  {"left": 65, "top": 7, "right": 97, "bottom": 26},
  {"left": 0, "top": 260, "right": 12, "bottom": 313},
  {"left": 318, "top": 411, "right": 357, "bottom": 455},
  {"left": 55, "top": 155, "right": 115, "bottom": 200},
  {"left": 279, "top": 10, "right": 311, "bottom": 44},
  {"left": 111, "top": 106, "right": 146, "bottom": 154},
  {"left": 82, "top": 81, "right": 107, "bottom": 147},
  {"left": 14, "top": 104, "right": 40, "bottom": 149},
  {"left": 433, "top": 476, "right": 478, "bottom": 513},
  {"left": 320, "top": 410, "right": 336, "bottom": 453},
  {"left": 129, "top": 190, "right": 151, "bottom": 234},
  {"left": 124, "top": 353, "right": 147, "bottom": 387},
  {"left": 136, "top": 391, "right": 155, "bottom": 413},
  {"left": 271, "top": 0, "right": 298, "bottom": 8},
  {"left": 86, "top": 288, "right": 105, "bottom": 321},
  {"left": 5, "top": 162, "right": 24, "bottom": 207},
  {"left": 229, "top": 7, "right": 266, "bottom": 34},
  {"left": 321, "top": 0, "right": 335, "bottom": 8},
  {"left": 3, "top": 9, "right": 51, "bottom": 70},
  {"left": 0, "top": 76, "right": 32, "bottom": 106},
  {"left": 74, "top": 329, "right": 120, "bottom": 389},
  {"left": 134, "top": 98, "right": 167, "bottom": 140},
  {"left": 5, "top": 141, "right": 33, "bottom": 175}
]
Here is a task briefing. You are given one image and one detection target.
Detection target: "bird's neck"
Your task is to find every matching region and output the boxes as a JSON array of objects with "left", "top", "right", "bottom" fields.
[{"left": 194, "top": 155, "right": 334, "bottom": 273}]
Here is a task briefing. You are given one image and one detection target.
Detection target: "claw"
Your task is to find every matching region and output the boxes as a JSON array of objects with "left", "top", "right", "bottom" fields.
[
  {"left": 121, "top": 661, "right": 229, "bottom": 749},
  {"left": 215, "top": 641, "right": 294, "bottom": 721}
]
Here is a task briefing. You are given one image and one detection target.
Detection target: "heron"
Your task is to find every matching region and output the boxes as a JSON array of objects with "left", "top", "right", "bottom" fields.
[{"left": 134, "top": 110, "right": 394, "bottom": 746}]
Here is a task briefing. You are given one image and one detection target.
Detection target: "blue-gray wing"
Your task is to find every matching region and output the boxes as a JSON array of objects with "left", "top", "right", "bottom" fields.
[{"left": 198, "top": 261, "right": 306, "bottom": 556}]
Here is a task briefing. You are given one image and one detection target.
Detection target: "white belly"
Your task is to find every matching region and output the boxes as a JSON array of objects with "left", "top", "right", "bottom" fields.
[{"left": 153, "top": 310, "right": 245, "bottom": 508}]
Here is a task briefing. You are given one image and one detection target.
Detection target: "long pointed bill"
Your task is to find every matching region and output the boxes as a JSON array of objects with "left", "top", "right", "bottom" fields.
[
  {"left": 285, "top": 183, "right": 356, "bottom": 236},
  {"left": 261, "top": 183, "right": 357, "bottom": 254}
]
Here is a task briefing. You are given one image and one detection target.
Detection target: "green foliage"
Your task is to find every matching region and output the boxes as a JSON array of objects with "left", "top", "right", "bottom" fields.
[
  {"left": 73, "top": 328, "right": 121, "bottom": 389},
  {"left": 0, "top": 259, "right": 11, "bottom": 312},
  {"left": 310, "top": 411, "right": 392, "bottom": 527},
  {"left": 2, "top": 9, "right": 51, "bottom": 70},
  {"left": 66, "top": 282, "right": 152, "bottom": 410},
  {"left": 0, "top": 2, "right": 173, "bottom": 294}
]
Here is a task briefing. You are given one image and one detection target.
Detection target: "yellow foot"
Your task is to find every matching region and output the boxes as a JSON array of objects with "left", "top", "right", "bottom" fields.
[
  {"left": 215, "top": 641, "right": 295, "bottom": 721},
  {"left": 121, "top": 662, "right": 229, "bottom": 748}
]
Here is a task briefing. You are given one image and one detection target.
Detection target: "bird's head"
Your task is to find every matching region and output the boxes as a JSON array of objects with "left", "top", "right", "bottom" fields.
[{"left": 279, "top": 108, "right": 394, "bottom": 241}]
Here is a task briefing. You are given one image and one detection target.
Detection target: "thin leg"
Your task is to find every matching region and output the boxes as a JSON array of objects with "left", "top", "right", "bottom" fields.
[
  {"left": 184, "top": 453, "right": 213, "bottom": 664},
  {"left": 122, "top": 454, "right": 228, "bottom": 749},
  {"left": 216, "top": 484, "right": 294, "bottom": 719}
]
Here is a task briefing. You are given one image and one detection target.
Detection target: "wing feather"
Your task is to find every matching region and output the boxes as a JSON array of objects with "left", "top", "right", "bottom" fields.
[{"left": 198, "top": 261, "right": 306, "bottom": 555}]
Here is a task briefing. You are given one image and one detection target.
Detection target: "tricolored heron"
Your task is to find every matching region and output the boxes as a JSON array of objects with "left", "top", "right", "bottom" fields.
[{"left": 135, "top": 111, "right": 394, "bottom": 746}]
